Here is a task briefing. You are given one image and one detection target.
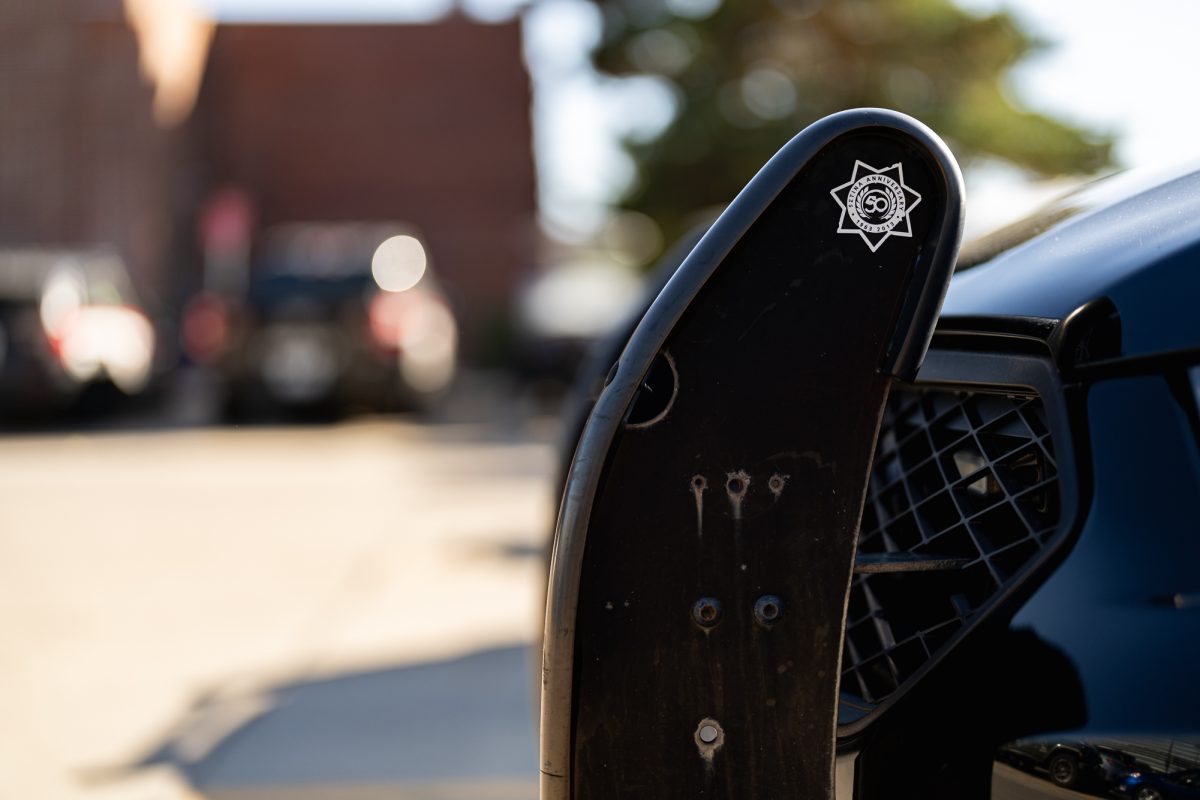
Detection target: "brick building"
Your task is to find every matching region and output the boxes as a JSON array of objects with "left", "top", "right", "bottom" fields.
[
  {"left": 191, "top": 19, "right": 537, "bottom": 348},
  {"left": 0, "top": 2, "right": 537, "bottom": 352},
  {"left": 0, "top": 0, "right": 178, "bottom": 305}
]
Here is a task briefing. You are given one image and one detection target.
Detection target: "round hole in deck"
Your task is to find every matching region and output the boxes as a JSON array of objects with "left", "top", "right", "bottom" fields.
[
  {"left": 726, "top": 476, "right": 745, "bottom": 494},
  {"left": 754, "top": 594, "right": 783, "bottom": 625},
  {"left": 692, "top": 597, "right": 722, "bottom": 627},
  {"left": 624, "top": 351, "right": 678, "bottom": 429}
]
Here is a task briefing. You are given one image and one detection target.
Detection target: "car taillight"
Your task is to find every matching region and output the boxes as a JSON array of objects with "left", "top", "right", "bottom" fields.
[
  {"left": 51, "top": 304, "right": 156, "bottom": 393},
  {"left": 367, "top": 291, "right": 404, "bottom": 350},
  {"left": 182, "top": 293, "right": 231, "bottom": 365},
  {"left": 369, "top": 290, "right": 443, "bottom": 351}
]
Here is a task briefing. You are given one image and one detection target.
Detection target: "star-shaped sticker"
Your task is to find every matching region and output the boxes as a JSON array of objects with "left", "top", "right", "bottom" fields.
[{"left": 830, "top": 160, "right": 922, "bottom": 252}]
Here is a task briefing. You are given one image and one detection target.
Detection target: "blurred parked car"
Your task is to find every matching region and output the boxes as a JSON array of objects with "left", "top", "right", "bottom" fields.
[
  {"left": 998, "top": 739, "right": 1142, "bottom": 790},
  {"left": 183, "top": 223, "right": 457, "bottom": 416},
  {"left": 1119, "top": 768, "right": 1200, "bottom": 800},
  {"left": 0, "top": 248, "right": 156, "bottom": 415}
]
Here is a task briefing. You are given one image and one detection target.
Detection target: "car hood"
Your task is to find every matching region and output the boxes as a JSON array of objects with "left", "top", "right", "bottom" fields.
[{"left": 940, "top": 163, "right": 1200, "bottom": 358}]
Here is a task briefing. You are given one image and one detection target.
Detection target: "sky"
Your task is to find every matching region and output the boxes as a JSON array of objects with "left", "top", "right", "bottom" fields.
[
  {"left": 196, "top": 0, "right": 1200, "bottom": 239},
  {"left": 957, "top": 0, "right": 1200, "bottom": 233}
]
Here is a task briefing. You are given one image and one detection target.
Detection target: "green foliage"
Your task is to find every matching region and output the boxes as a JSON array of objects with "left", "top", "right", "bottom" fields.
[{"left": 592, "top": 0, "right": 1114, "bottom": 255}]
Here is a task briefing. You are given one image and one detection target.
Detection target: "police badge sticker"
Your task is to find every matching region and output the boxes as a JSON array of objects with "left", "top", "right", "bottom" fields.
[{"left": 830, "top": 160, "right": 922, "bottom": 252}]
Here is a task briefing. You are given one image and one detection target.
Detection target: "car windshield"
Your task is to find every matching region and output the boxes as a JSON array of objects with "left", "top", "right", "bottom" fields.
[{"left": 956, "top": 162, "right": 1200, "bottom": 271}]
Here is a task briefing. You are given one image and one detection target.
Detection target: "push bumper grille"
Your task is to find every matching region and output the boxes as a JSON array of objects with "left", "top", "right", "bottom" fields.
[{"left": 841, "top": 386, "right": 1060, "bottom": 715}]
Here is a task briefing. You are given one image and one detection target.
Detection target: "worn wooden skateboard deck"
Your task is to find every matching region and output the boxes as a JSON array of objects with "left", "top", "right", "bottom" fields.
[{"left": 542, "top": 109, "right": 964, "bottom": 800}]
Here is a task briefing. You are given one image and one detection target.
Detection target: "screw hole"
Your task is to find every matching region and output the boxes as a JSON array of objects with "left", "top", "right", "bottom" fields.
[
  {"left": 694, "top": 717, "right": 725, "bottom": 755},
  {"left": 754, "top": 595, "right": 783, "bottom": 626},
  {"left": 725, "top": 470, "right": 750, "bottom": 498},
  {"left": 692, "top": 597, "right": 722, "bottom": 628}
]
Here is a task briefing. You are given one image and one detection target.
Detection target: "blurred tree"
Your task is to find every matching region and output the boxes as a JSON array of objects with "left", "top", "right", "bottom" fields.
[{"left": 592, "top": 0, "right": 1114, "bottom": 256}]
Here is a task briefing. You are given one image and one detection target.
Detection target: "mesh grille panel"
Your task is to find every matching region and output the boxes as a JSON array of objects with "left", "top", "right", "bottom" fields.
[{"left": 841, "top": 387, "right": 1060, "bottom": 709}]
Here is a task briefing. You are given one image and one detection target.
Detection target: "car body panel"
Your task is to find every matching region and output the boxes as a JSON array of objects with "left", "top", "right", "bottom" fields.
[
  {"left": 1007, "top": 374, "right": 1200, "bottom": 734},
  {"left": 943, "top": 166, "right": 1200, "bottom": 357}
]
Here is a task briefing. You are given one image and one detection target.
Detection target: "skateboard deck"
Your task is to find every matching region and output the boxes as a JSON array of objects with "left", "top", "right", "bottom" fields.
[{"left": 542, "top": 109, "right": 964, "bottom": 799}]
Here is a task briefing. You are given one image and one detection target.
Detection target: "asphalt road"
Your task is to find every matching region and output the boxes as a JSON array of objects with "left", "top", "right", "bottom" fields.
[
  {"left": 992, "top": 763, "right": 1108, "bottom": 800},
  {"left": 0, "top": 409, "right": 557, "bottom": 800}
]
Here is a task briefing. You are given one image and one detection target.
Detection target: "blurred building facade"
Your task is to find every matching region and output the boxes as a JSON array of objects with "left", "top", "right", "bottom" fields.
[
  {"left": 0, "top": 0, "right": 537, "bottom": 355},
  {"left": 191, "top": 19, "right": 537, "bottom": 350},
  {"left": 0, "top": 0, "right": 180, "bottom": 306}
]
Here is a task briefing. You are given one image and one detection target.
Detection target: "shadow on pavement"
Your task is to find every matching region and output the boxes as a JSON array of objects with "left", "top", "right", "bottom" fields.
[{"left": 130, "top": 644, "right": 538, "bottom": 797}]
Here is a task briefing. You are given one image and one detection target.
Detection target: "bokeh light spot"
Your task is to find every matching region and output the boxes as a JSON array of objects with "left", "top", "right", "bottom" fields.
[{"left": 371, "top": 235, "right": 427, "bottom": 293}]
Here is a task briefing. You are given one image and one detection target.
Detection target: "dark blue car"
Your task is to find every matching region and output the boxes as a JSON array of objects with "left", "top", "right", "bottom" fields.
[{"left": 1119, "top": 768, "right": 1200, "bottom": 800}]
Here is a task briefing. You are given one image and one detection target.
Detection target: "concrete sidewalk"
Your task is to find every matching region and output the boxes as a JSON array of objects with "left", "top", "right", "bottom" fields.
[
  {"left": 0, "top": 418, "right": 555, "bottom": 799},
  {"left": 144, "top": 646, "right": 537, "bottom": 800}
]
